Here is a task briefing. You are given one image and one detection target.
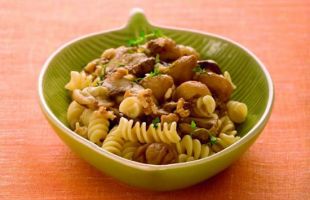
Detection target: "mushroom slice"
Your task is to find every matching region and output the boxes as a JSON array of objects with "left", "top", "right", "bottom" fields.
[{"left": 197, "top": 60, "right": 222, "bottom": 74}]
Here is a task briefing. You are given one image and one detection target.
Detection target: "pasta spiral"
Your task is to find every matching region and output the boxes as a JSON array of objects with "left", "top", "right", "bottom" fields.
[
  {"left": 102, "top": 127, "right": 124, "bottom": 156},
  {"left": 192, "top": 95, "right": 216, "bottom": 117},
  {"left": 178, "top": 154, "right": 195, "bottom": 163},
  {"left": 121, "top": 141, "right": 140, "bottom": 160},
  {"left": 116, "top": 117, "right": 181, "bottom": 144},
  {"left": 74, "top": 122, "right": 88, "bottom": 138},
  {"left": 226, "top": 100, "right": 248, "bottom": 123},
  {"left": 176, "top": 135, "right": 210, "bottom": 161},
  {"left": 88, "top": 109, "right": 110, "bottom": 146},
  {"left": 65, "top": 71, "right": 92, "bottom": 91},
  {"left": 218, "top": 116, "right": 237, "bottom": 136},
  {"left": 67, "top": 101, "right": 85, "bottom": 129},
  {"left": 217, "top": 133, "right": 240, "bottom": 148},
  {"left": 80, "top": 109, "right": 93, "bottom": 126},
  {"left": 119, "top": 96, "right": 143, "bottom": 118}
]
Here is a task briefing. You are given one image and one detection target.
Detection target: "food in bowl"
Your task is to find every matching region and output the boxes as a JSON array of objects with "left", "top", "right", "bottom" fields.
[{"left": 65, "top": 31, "right": 248, "bottom": 165}]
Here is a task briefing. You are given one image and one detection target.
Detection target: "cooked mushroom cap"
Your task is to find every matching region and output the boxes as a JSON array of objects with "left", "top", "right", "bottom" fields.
[
  {"left": 197, "top": 60, "right": 222, "bottom": 74},
  {"left": 195, "top": 72, "right": 233, "bottom": 102},
  {"left": 175, "top": 81, "right": 211, "bottom": 100},
  {"left": 140, "top": 74, "right": 174, "bottom": 102},
  {"left": 167, "top": 55, "right": 197, "bottom": 85}
]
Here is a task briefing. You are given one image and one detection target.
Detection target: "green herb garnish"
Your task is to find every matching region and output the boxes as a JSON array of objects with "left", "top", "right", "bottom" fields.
[
  {"left": 190, "top": 120, "right": 197, "bottom": 130},
  {"left": 96, "top": 81, "right": 102, "bottom": 86},
  {"left": 152, "top": 117, "right": 160, "bottom": 128},
  {"left": 153, "top": 29, "right": 164, "bottom": 37},
  {"left": 127, "top": 29, "right": 164, "bottom": 47},
  {"left": 192, "top": 65, "right": 205, "bottom": 74},
  {"left": 133, "top": 77, "right": 143, "bottom": 83},
  {"left": 149, "top": 67, "right": 161, "bottom": 77},
  {"left": 155, "top": 54, "right": 160, "bottom": 63},
  {"left": 210, "top": 136, "right": 217, "bottom": 145}
]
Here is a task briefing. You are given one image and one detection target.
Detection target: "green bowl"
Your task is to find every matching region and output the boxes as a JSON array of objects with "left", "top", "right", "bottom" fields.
[{"left": 38, "top": 8, "right": 274, "bottom": 191}]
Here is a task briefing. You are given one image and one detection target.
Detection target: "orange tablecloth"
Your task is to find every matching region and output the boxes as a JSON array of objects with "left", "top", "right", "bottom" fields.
[{"left": 0, "top": 1, "right": 309, "bottom": 199}]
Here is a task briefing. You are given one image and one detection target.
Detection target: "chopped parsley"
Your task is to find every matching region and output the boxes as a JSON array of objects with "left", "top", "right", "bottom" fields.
[
  {"left": 210, "top": 136, "right": 217, "bottom": 145},
  {"left": 155, "top": 54, "right": 160, "bottom": 63},
  {"left": 192, "top": 65, "right": 205, "bottom": 74},
  {"left": 127, "top": 29, "right": 164, "bottom": 47},
  {"left": 133, "top": 77, "right": 143, "bottom": 83},
  {"left": 152, "top": 117, "right": 160, "bottom": 128},
  {"left": 190, "top": 120, "right": 197, "bottom": 130},
  {"left": 153, "top": 29, "right": 164, "bottom": 37},
  {"left": 96, "top": 81, "right": 102, "bottom": 86},
  {"left": 148, "top": 67, "right": 161, "bottom": 77}
]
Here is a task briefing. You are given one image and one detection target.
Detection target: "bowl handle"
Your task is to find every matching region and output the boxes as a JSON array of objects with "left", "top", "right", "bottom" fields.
[{"left": 125, "top": 8, "right": 151, "bottom": 29}]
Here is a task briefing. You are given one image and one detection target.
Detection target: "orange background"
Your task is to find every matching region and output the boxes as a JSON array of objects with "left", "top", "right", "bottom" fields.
[{"left": 0, "top": 0, "right": 309, "bottom": 199}]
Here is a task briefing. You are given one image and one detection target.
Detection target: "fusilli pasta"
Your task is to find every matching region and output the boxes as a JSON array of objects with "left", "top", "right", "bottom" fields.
[
  {"left": 176, "top": 135, "right": 210, "bottom": 161},
  {"left": 121, "top": 141, "right": 140, "bottom": 160},
  {"left": 119, "top": 96, "right": 143, "bottom": 118},
  {"left": 74, "top": 122, "right": 88, "bottom": 138},
  {"left": 116, "top": 117, "right": 180, "bottom": 144},
  {"left": 67, "top": 101, "right": 85, "bottom": 129},
  {"left": 102, "top": 127, "right": 124, "bottom": 156},
  {"left": 88, "top": 108, "right": 113, "bottom": 145},
  {"left": 80, "top": 109, "right": 93, "bottom": 126},
  {"left": 192, "top": 95, "right": 216, "bottom": 117},
  {"left": 226, "top": 100, "right": 248, "bottom": 123},
  {"left": 65, "top": 71, "right": 92, "bottom": 91},
  {"left": 217, "top": 133, "right": 240, "bottom": 148},
  {"left": 217, "top": 116, "right": 237, "bottom": 136}
]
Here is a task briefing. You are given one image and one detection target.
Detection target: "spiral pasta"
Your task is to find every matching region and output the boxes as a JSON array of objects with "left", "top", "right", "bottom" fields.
[
  {"left": 88, "top": 109, "right": 110, "bottom": 146},
  {"left": 218, "top": 116, "right": 237, "bottom": 136},
  {"left": 119, "top": 96, "right": 143, "bottom": 118},
  {"left": 121, "top": 141, "right": 141, "bottom": 160},
  {"left": 74, "top": 122, "right": 88, "bottom": 138},
  {"left": 217, "top": 133, "right": 240, "bottom": 148},
  {"left": 178, "top": 154, "right": 195, "bottom": 163},
  {"left": 102, "top": 127, "right": 124, "bottom": 156},
  {"left": 227, "top": 100, "right": 248, "bottom": 123},
  {"left": 176, "top": 135, "right": 210, "bottom": 161},
  {"left": 116, "top": 117, "right": 181, "bottom": 144},
  {"left": 67, "top": 101, "right": 85, "bottom": 129},
  {"left": 192, "top": 95, "right": 216, "bottom": 117},
  {"left": 65, "top": 71, "right": 92, "bottom": 91},
  {"left": 80, "top": 109, "right": 93, "bottom": 126}
]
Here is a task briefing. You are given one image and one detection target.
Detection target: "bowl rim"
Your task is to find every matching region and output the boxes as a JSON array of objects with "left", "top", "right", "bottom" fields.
[{"left": 38, "top": 8, "right": 274, "bottom": 171}]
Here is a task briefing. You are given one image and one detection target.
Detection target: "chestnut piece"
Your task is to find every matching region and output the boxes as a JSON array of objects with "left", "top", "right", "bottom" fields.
[
  {"left": 140, "top": 75, "right": 174, "bottom": 102},
  {"left": 175, "top": 81, "right": 211, "bottom": 100},
  {"left": 195, "top": 72, "right": 233, "bottom": 102},
  {"left": 167, "top": 55, "right": 197, "bottom": 85}
]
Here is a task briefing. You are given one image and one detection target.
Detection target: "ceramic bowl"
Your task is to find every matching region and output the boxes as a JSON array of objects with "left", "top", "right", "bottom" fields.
[{"left": 38, "top": 8, "right": 274, "bottom": 191}]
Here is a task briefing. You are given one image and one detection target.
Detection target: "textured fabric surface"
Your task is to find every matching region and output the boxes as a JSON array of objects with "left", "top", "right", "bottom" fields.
[{"left": 0, "top": 0, "right": 309, "bottom": 199}]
